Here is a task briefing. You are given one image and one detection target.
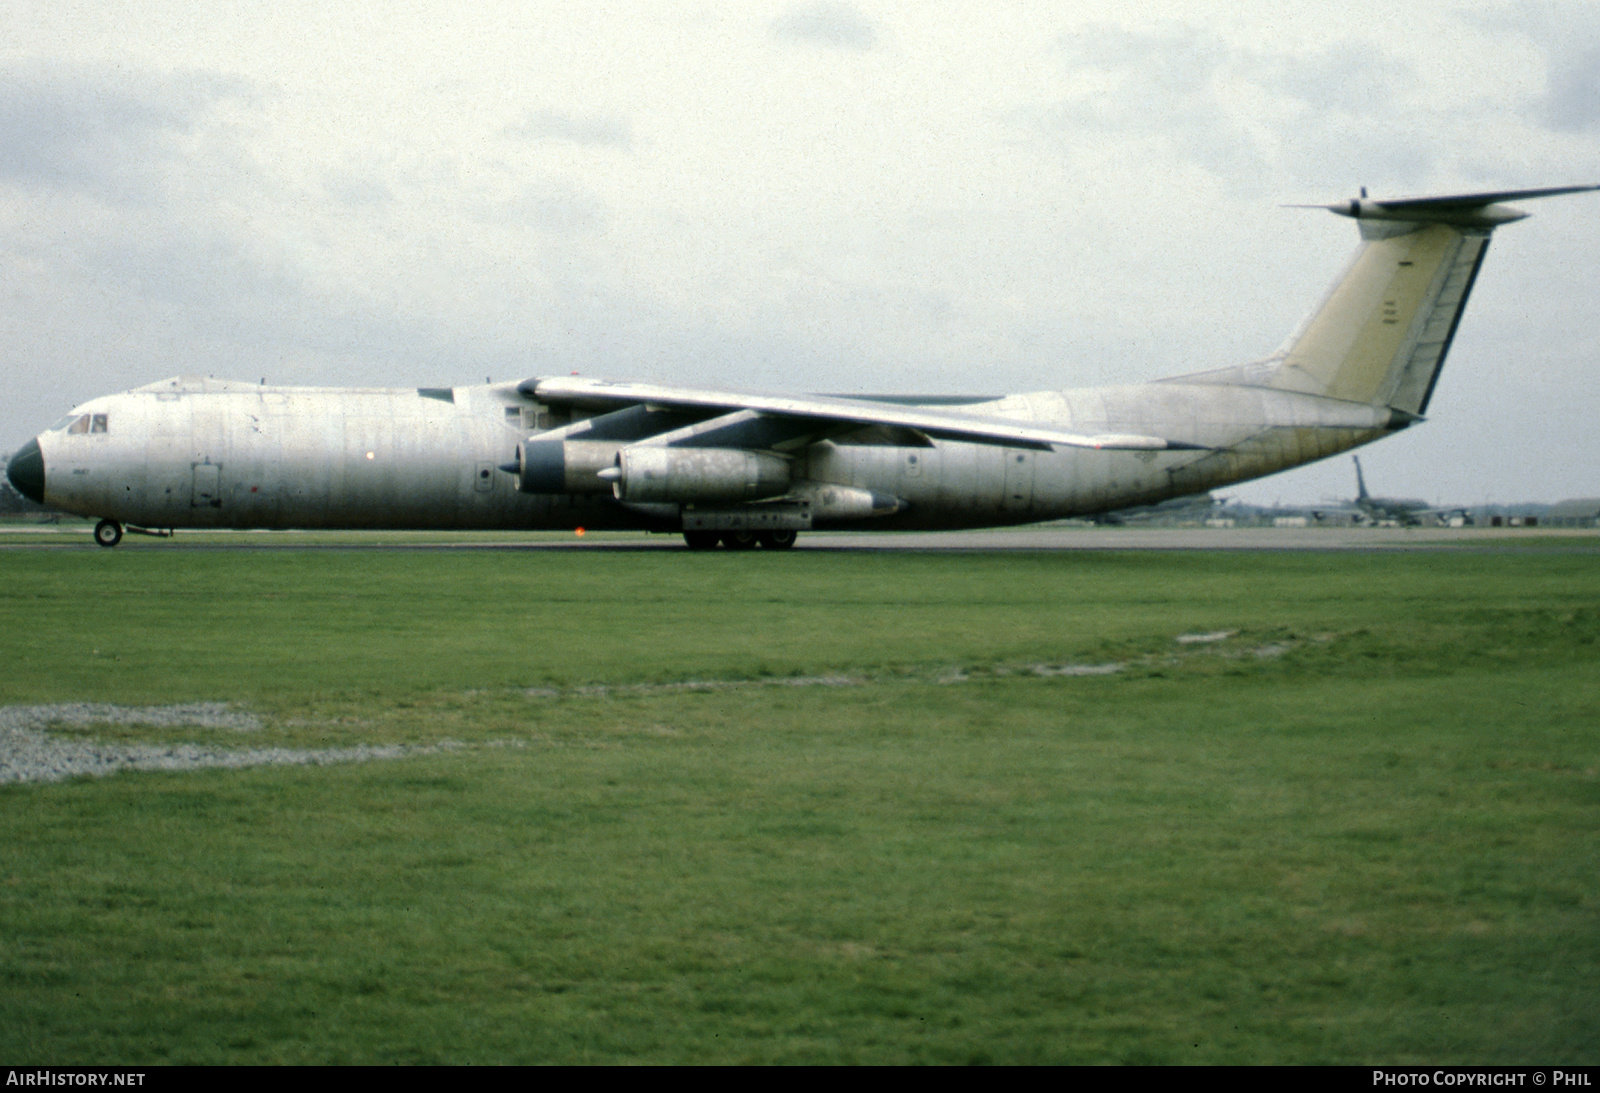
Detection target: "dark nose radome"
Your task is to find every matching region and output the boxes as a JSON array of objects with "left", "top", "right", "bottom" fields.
[{"left": 6, "top": 437, "right": 45, "bottom": 504}]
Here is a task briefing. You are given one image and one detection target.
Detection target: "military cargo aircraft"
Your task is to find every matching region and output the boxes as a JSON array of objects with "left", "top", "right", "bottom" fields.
[
  {"left": 1313, "top": 455, "right": 1467, "bottom": 526},
  {"left": 7, "top": 186, "right": 1596, "bottom": 549}
]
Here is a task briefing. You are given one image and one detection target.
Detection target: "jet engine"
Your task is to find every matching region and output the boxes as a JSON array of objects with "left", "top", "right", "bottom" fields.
[
  {"left": 505, "top": 439, "right": 621, "bottom": 493},
  {"left": 601, "top": 446, "right": 790, "bottom": 504}
]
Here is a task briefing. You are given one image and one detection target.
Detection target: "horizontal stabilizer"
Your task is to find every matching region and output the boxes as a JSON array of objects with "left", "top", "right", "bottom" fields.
[{"left": 1291, "top": 184, "right": 1599, "bottom": 229}]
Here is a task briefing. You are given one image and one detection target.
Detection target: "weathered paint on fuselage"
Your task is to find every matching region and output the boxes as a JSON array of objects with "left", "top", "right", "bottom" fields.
[
  {"left": 32, "top": 375, "right": 1395, "bottom": 533},
  {"left": 34, "top": 378, "right": 656, "bottom": 532},
  {"left": 807, "top": 383, "right": 1390, "bottom": 530}
]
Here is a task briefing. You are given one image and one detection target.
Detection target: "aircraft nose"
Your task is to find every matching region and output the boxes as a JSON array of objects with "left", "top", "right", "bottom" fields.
[{"left": 7, "top": 436, "right": 45, "bottom": 504}]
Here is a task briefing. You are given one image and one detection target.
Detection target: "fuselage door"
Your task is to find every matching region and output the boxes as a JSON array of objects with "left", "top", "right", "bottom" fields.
[
  {"left": 1001, "top": 449, "right": 1034, "bottom": 513},
  {"left": 191, "top": 461, "right": 223, "bottom": 509}
]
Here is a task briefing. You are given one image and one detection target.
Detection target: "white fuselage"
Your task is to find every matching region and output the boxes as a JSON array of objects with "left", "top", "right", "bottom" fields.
[{"left": 29, "top": 375, "right": 1392, "bottom": 532}]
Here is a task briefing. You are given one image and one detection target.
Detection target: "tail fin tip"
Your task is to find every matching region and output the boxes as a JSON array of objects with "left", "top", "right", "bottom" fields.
[{"left": 1303, "top": 184, "right": 1598, "bottom": 230}]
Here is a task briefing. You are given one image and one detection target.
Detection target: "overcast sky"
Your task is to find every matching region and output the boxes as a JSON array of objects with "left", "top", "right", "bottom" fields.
[{"left": 3, "top": 1, "right": 1597, "bottom": 504}]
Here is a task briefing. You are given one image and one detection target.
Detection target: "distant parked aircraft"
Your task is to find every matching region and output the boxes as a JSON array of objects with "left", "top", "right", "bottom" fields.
[{"left": 1315, "top": 456, "right": 1468, "bottom": 526}]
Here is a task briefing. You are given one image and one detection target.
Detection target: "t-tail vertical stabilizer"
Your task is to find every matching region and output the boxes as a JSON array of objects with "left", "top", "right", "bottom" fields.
[{"left": 1269, "top": 186, "right": 1598, "bottom": 416}]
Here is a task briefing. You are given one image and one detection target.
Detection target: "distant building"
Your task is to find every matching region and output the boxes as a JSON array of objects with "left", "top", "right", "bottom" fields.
[
  {"left": 1476, "top": 504, "right": 1551, "bottom": 527},
  {"left": 1545, "top": 499, "right": 1600, "bottom": 528}
]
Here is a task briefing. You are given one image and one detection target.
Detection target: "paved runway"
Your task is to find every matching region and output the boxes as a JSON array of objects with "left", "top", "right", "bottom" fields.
[
  {"left": 4, "top": 523, "right": 1597, "bottom": 552},
  {"left": 801, "top": 525, "right": 1600, "bottom": 551}
]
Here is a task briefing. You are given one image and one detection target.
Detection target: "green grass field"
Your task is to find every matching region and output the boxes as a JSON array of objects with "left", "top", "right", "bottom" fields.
[{"left": 2, "top": 539, "right": 1597, "bottom": 1063}]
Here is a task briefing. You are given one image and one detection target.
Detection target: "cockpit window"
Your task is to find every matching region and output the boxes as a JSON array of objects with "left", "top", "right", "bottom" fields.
[{"left": 56, "top": 413, "right": 107, "bottom": 434}]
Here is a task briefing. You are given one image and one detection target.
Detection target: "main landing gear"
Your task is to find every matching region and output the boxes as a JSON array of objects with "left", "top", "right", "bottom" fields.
[{"left": 682, "top": 529, "right": 797, "bottom": 551}]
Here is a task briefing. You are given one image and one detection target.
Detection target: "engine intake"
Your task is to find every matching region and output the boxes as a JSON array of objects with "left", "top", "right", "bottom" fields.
[{"left": 506, "top": 439, "right": 621, "bottom": 493}]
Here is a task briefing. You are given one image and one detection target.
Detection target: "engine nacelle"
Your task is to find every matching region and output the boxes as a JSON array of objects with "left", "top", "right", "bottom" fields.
[
  {"left": 508, "top": 439, "right": 620, "bottom": 494},
  {"left": 608, "top": 446, "right": 790, "bottom": 504}
]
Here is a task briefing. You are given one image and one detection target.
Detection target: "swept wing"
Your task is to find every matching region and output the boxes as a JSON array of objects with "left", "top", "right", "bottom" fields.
[{"left": 522, "top": 377, "right": 1202, "bottom": 452}]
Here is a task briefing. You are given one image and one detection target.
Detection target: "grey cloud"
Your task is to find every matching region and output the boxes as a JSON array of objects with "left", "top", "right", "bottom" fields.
[
  {"left": 513, "top": 185, "right": 608, "bottom": 236},
  {"left": 505, "top": 109, "right": 633, "bottom": 149},
  {"left": 1469, "top": 2, "right": 1600, "bottom": 135},
  {"left": 1249, "top": 44, "right": 1436, "bottom": 190},
  {"left": 772, "top": 2, "right": 877, "bottom": 51},
  {"left": 0, "top": 65, "right": 411, "bottom": 383},
  {"left": 77, "top": 220, "right": 322, "bottom": 356},
  {"left": 0, "top": 60, "right": 626, "bottom": 422},
  {"left": 1256, "top": 40, "right": 1413, "bottom": 117},
  {"left": 321, "top": 170, "right": 395, "bottom": 209},
  {"left": 1045, "top": 25, "right": 1440, "bottom": 192},
  {"left": 464, "top": 176, "right": 609, "bottom": 237},
  {"left": 1049, "top": 25, "right": 1265, "bottom": 179},
  {"left": 0, "top": 65, "right": 253, "bottom": 203},
  {"left": 1544, "top": 44, "right": 1600, "bottom": 133}
]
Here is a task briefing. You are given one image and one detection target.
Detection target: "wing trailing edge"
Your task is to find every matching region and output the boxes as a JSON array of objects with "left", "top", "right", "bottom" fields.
[{"left": 522, "top": 377, "right": 1204, "bottom": 451}]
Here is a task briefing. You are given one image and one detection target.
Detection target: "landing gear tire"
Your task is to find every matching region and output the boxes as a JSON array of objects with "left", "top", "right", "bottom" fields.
[
  {"left": 683, "top": 530, "right": 720, "bottom": 550},
  {"left": 757, "top": 529, "right": 797, "bottom": 550},
  {"left": 94, "top": 520, "right": 123, "bottom": 548},
  {"left": 721, "top": 530, "right": 758, "bottom": 551}
]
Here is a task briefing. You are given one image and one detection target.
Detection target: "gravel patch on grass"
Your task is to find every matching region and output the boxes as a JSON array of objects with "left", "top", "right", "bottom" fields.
[
  {"left": 4, "top": 628, "right": 1309, "bottom": 784},
  {"left": 1176, "top": 630, "right": 1238, "bottom": 644},
  {"left": 0, "top": 703, "right": 433, "bottom": 785},
  {"left": 520, "top": 666, "right": 1136, "bottom": 697},
  {"left": 521, "top": 674, "right": 861, "bottom": 699}
]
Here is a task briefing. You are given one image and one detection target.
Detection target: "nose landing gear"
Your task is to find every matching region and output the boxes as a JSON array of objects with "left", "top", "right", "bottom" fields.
[{"left": 93, "top": 520, "right": 123, "bottom": 548}]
